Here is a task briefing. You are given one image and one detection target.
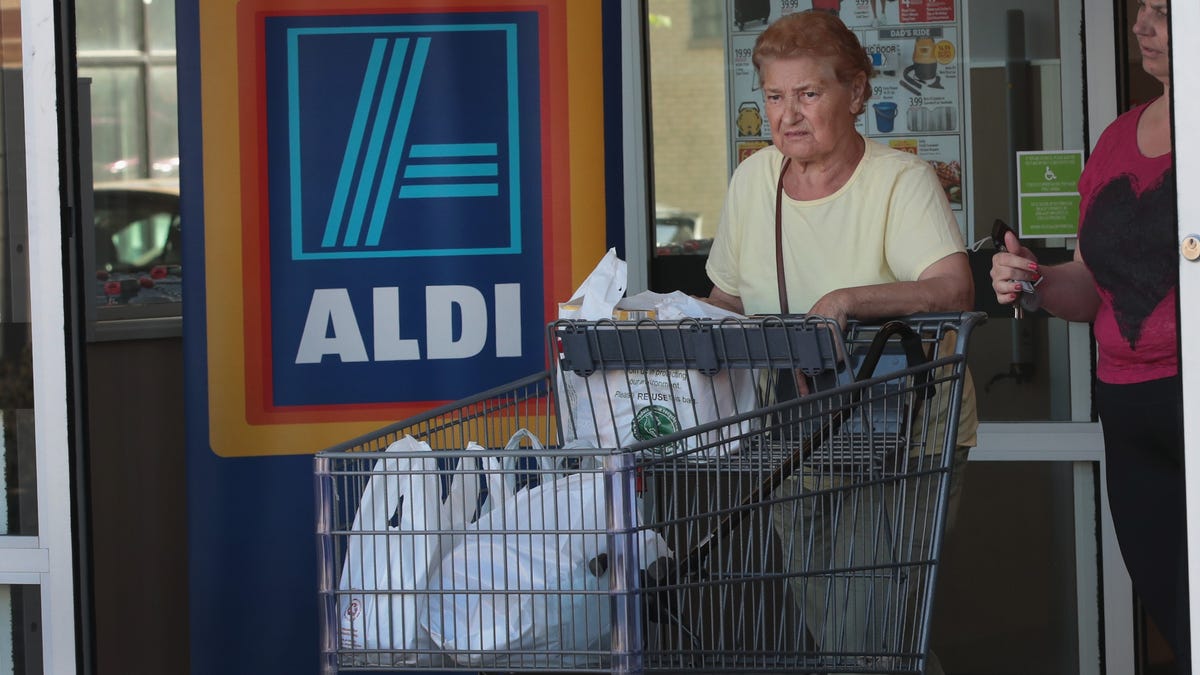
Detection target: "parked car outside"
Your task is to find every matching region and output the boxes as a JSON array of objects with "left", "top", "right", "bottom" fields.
[
  {"left": 654, "top": 204, "right": 712, "bottom": 256},
  {"left": 92, "top": 178, "right": 182, "bottom": 308}
]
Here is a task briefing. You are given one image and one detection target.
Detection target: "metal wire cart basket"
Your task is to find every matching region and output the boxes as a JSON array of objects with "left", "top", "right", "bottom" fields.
[{"left": 315, "top": 312, "right": 985, "bottom": 674}]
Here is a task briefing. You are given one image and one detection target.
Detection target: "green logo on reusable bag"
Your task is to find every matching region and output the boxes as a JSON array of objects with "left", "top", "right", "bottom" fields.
[{"left": 632, "top": 404, "right": 682, "bottom": 454}]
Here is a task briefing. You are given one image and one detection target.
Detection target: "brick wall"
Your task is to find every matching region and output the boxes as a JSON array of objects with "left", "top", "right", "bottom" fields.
[{"left": 648, "top": 0, "right": 731, "bottom": 239}]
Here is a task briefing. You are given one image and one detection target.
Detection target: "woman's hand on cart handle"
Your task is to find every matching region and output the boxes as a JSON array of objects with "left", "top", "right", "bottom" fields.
[{"left": 807, "top": 291, "right": 851, "bottom": 330}]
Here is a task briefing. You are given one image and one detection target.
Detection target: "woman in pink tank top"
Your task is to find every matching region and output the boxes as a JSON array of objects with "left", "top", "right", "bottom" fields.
[{"left": 990, "top": 1, "right": 1188, "bottom": 671}]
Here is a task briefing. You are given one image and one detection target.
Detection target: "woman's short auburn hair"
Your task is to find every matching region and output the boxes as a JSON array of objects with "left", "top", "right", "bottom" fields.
[{"left": 752, "top": 11, "right": 874, "bottom": 109}]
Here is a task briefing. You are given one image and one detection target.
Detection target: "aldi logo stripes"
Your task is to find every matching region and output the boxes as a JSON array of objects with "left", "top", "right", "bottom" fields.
[{"left": 288, "top": 25, "right": 523, "bottom": 260}]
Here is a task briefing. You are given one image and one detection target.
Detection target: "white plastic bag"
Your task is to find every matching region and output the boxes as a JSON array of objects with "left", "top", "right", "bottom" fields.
[
  {"left": 338, "top": 427, "right": 671, "bottom": 667},
  {"left": 556, "top": 253, "right": 758, "bottom": 459},
  {"left": 337, "top": 429, "right": 546, "bottom": 656},
  {"left": 338, "top": 436, "right": 445, "bottom": 656},
  {"left": 422, "top": 469, "right": 671, "bottom": 667},
  {"left": 498, "top": 427, "right": 558, "bottom": 495}
]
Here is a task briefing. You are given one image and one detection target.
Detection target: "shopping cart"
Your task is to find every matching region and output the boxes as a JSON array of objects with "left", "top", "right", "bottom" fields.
[{"left": 315, "top": 311, "right": 984, "bottom": 674}]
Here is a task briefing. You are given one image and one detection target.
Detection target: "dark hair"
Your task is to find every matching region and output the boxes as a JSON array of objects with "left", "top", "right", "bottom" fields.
[{"left": 752, "top": 11, "right": 874, "bottom": 112}]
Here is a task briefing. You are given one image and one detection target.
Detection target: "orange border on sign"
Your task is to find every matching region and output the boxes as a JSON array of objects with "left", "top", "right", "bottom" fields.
[{"left": 201, "top": 0, "right": 606, "bottom": 456}]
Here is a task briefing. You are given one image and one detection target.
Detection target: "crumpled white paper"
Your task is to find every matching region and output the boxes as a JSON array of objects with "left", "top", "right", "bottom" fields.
[
  {"left": 622, "top": 289, "right": 745, "bottom": 320},
  {"left": 559, "top": 248, "right": 746, "bottom": 321},
  {"left": 558, "top": 248, "right": 627, "bottom": 320}
]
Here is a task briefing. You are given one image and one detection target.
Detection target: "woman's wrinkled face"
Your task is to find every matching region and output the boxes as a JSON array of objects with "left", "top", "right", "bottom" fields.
[
  {"left": 1133, "top": 0, "right": 1170, "bottom": 84},
  {"left": 760, "top": 55, "right": 864, "bottom": 166}
]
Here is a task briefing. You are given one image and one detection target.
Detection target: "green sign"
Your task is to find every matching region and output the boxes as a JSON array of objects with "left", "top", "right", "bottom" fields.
[
  {"left": 1019, "top": 195, "right": 1081, "bottom": 237},
  {"left": 1016, "top": 150, "right": 1085, "bottom": 238},
  {"left": 1018, "top": 151, "right": 1084, "bottom": 193}
]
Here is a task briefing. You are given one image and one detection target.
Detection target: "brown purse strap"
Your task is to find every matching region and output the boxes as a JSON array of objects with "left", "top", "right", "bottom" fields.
[{"left": 775, "top": 158, "right": 791, "bottom": 314}]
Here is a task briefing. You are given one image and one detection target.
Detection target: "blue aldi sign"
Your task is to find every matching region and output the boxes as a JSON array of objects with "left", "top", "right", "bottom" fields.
[{"left": 256, "top": 12, "right": 552, "bottom": 412}]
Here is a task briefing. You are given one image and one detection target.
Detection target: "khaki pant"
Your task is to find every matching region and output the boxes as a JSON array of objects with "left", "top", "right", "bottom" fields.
[{"left": 769, "top": 446, "right": 969, "bottom": 675}]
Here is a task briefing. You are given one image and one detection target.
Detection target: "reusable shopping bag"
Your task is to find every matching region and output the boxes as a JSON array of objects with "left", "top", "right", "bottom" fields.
[{"left": 557, "top": 249, "right": 757, "bottom": 459}]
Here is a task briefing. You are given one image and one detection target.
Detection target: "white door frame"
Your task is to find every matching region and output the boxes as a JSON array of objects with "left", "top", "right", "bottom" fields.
[
  {"left": 1173, "top": 0, "right": 1200, "bottom": 668},
  {"left": 1078, "top": 2, "right": 1138, "bottom": 671},
  {"left": 8, "top": 0, "right": 81, "bottom": 673}
]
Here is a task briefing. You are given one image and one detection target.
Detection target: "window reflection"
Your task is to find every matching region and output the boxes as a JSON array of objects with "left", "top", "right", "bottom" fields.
[
  {"left": 75, "top": 0, "right": 141, "bottom": 52},
  {"left": 0, "top": 585, "right": 43, "bottom": 674},
  {"left": 146, "top": 0, "right": 177, "bottom": 54},
  {"left": 92, "top": 182, "right": 182, "bottom": 307},
  {"left": 0, "top": 0, "right": 36, "bottom": 537},
  {"left": 80, "top": 66, "right": 144, "bottom": 182},
  {"left": 78, "top": 0, "right": 181, "bottom": 333},
  {"left": 647, "top": 0, "right": 728, "bottom": 263},
  {"left": 148, "top": 66, "right": 179, "bottom": 178},
  {"left": 0, "top": 360, "right": 35, "bottom": 537}
]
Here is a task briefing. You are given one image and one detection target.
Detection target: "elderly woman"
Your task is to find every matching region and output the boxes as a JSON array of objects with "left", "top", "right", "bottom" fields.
[{"left": 705, "top": 12, "right": 975, "bottom": 674}]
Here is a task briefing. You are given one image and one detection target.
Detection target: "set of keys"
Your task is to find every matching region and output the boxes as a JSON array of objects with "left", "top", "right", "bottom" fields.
[{"left": 991, "top": 219, "right": 1042, "bottom": 318}]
